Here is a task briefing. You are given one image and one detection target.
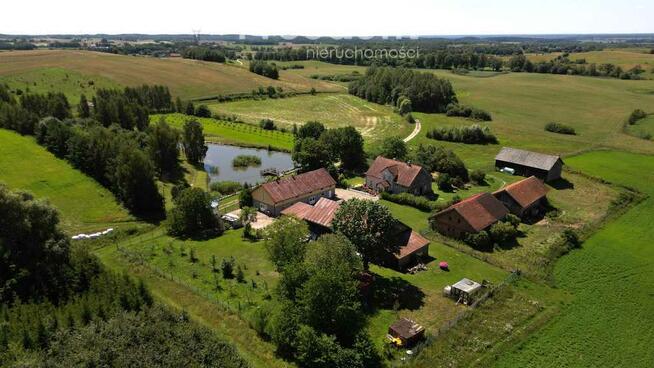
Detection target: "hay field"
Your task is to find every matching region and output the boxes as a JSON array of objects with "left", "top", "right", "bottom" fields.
[{"left": 0, "top": 50, "right": 341, "bottom": 100}]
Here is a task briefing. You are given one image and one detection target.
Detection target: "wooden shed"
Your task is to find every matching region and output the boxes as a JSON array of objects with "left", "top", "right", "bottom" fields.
[
  {"left": 495, "top": 147, "right": 563, "bottom": 182},
  {"left": 388, "top": 318, "right": 425, "bottom": 347}
]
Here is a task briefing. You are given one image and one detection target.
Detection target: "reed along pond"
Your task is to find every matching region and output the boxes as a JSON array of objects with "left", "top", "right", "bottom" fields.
[{"left": 203, "top": 143, "right": 294, "bottom": 185}]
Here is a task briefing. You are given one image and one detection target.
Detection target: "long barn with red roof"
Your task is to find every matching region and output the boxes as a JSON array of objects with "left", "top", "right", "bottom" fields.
[{"left": 430, "top": 192, "right": 509, "bottom": 238}]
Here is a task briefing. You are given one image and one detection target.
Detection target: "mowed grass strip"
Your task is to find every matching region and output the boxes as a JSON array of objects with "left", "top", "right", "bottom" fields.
[
  {"left": 207, "top": 93, "right": 413, "bottom": 145},
  {"left": 153, "top": 113, "right": 295, "bottom": 151},
  {"left": 0, "top": 128, "right": 134, "bottom": 232},
  {"left": 495, "top": 151, "right": 654, "bottom": 368},
  {"left": 0, "top": 50, "right": 341, "bottom": 100}
]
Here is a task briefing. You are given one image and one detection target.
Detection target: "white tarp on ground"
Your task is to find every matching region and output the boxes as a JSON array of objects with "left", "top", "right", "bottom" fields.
[{"left": 72, "top": 228, "right": 113, "bottom": 240}]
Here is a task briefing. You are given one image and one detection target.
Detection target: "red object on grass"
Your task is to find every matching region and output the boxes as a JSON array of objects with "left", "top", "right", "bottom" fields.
[{"left": 439, "top": 261, "right": 449, "bottom": 270}]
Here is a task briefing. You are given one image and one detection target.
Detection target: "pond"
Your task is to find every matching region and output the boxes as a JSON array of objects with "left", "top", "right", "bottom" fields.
[{"left": 203, "top": 143, "right": 294, "bottom": 185}]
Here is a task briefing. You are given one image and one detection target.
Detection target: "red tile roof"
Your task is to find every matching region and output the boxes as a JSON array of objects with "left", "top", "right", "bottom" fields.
[
  {"left": 366, "top": 157, "right": 425, "bottom": 188},
  {"left": 260, "top": 168, "right": 336, "bottom": 204},
  {"left": 442, "top": 193, "right": 509, "bottom": 232},
  {"left": 281, "top": 197, "right": 340, "bottom": 228},
  {"left": 394, "top": 230, "right": 430, "bottom": 259},
  {"left": 494, "top": 176, "right": 548, "bottom": 209}
]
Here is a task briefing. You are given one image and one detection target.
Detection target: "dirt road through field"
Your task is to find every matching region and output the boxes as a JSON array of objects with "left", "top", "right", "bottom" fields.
[{"left": 403, "top": 119, "right": 421, "bottom": 142}]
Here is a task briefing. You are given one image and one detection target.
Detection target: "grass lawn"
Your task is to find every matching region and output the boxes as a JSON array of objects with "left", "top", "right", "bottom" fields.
[
  {"left": 206, "top": 93, "right": 413, "bottom": 146},
  {"left": 153, "top": 113, "right": 295, "bottom": 151},
  {"left": 0, "top": 50, "right": 341, "bottom": 100},
  {"left": 0, "top": 67, "right": 121, "bottom": 104},
  {"left": 0, "top": 128, "right": 135, "bottom": 232},
  {"left": 410, "top": 70, "right": 654, "bottom": 171},
  {"left": 494, "top": 151, "right": 654, "bottom": 367}
]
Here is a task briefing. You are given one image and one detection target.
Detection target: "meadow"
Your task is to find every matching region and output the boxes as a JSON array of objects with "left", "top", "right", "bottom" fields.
[
  {"left": 207, "top": 93, "right": 413, "bottom": 145},
  {"left": 525, "top": 48, "right": 654, "bottom": 75},
  {"left": 152, "top": 113, "right": 295, "bottom": 151},
  {"left": 0, "top": 128, "right": 135, "bottom": 232},
  {"left": 0, "top": 50, "right": 342, "bottom": 100},
  {"left": 494, "top": 150, "right": 654, "bottom": 367},
  {"left": 625, "top": 113, "right": 654, "bottom": 140}
]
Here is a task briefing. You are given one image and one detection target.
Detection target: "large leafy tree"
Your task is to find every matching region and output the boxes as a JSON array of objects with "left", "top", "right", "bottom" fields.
[
  {"left": 182, "top": 119, "right": 208, "bottom": 165},
  {"left": 319, "top": 126, "right": 366, "bottom": 172},
  {"left": 264, "top": 216, "right": 309, "bottom": 272},
  {"left": 296, "top": 121, "right": 325, "bottom": 140},
  {"left": 0, "top": 185, "right": 73, "bottom": 303},
  {"left": 332, "top": 199, "right": 398, "bottom": 270},
  {"left": 379, "top": 136, "right": 407, "bottom": 160},
  {"left": 113, "top": 144, "right": 164, "bottom": 215},
  {"left": 292, "top": 137, "right": 333, "bottom": 173},
  {"left": 147, "top": 118, "right": 180, "bottom": 176},
  {"left": 167, "top": 187, "right": 221, "bottom": 237}
]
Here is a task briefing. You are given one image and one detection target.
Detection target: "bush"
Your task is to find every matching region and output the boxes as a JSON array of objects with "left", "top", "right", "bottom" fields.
[
  {"left": 437, "top": 173, "right": 454, "bottom": 191},
  {"left": 489, "top": 221, "right": 519, "bottom": 244},
  {"left": 426, "top": 124, "right": 498, "bottom": 144},
  {"left": 380, "top": 192, "right": 438, "bottom": 211},
  {"left": 232, "top": 155, "right": 262, "bottom": 168},
  {"left": 470, "top": 169, "right": 486, "bottom": 185},
  {"left": 545, "top": 122, "right": 577, "bottom": 135},
  {"left": 259, "top": 118, "right": 276, "bottom": 130},
  {"left": 465, "top": 230, "right": 491, "bottom": 249},
  {"left": 221, "top": 257, "right": 235, "bottom": 279},
  {"left": 445, "top": 103, "right": 492, "bottom": 121},
  {"left": 628, "top": 109, "right": 647, "bottom": 124},
  {"left": 210, "top": 181, "right": 242, "bottom": 195},
  {"left": 194, "top": 104, "right": 211, "bottom": 118},
  {"left": 412, "top": 144, "right": 469, "bottom": 182}
]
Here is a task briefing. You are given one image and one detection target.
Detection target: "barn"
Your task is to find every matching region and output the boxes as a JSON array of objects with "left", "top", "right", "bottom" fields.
[
  {"left": 365, "top": 156, "right": 433, "bottom": 195},
  {"left": 430, "top": 193, "right": 509, "bottom": 238},
  {"left": 493, "top": 176, "right": 548, "bottom": 220},
  {"left": 495, "top": 147, "right": 563, "bottom": 182}
]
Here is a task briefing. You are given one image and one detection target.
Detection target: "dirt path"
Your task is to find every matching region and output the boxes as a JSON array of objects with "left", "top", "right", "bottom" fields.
[{"left": 403, "top": 119, "right": 422, "bottom": 142}]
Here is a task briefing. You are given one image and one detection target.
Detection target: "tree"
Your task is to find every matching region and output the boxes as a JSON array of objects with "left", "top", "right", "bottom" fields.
[
  {"left": 113, "top": 144, "right": 164, "bottom": 215},
  {"left": 292, "top": 138, "right": 333, "bottom": 173},
  {"left": 296, "top": 121, "right": 325, "bottom": 140},
  {"left": 379, "top": 136, "right": 407, "bottom": 160},
  {"left": 319, "top": 127, "right": 366, "bottom": 172},
  {"left": 332, "top": 199, "right": 397, "bottom": 270},
  {"left": 147, "top": 118, "right": 180, "bottom": 176},
  {"left": 185, "top": 101, "right": 195, "bottom": 116},
  {"left": 264, "top": 216, "right": 309, "bottom": 272},
  {"left": 182, "top": 119, "right": 208, "bottom": 165},
  {"left": 167, "top": 187, "right": 221, "bottom": 237},
  {"left": 78, "top": 94, "right": 90, "bottom": 118},
  {"left": 239, "top": 184, "right": 253, "bottom": 208},
  {"left": 195, "top": 104, "right": 211, "bottom": 118},
  {"left": 470, "top": 169, "right": 486, "bottom": 185}
]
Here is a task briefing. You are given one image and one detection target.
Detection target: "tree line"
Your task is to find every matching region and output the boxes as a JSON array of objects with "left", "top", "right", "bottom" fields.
[
  {"left": 507, "top": 54, "right": 647, "bottom": 80},
  {"left": 249, "top": 60, "right": 280, "bottom": 79},
  {"left": 183, "top": 46, "right": 227, "bottom": 63}
]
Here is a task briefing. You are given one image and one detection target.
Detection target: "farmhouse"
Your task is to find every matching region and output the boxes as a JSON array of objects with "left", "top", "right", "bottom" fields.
[
  {"left": 365, "top": 156, "right": 432, "bottom": 195},
  {"left": 495, "top": 147, "right": 563, "bottom": 182},
  {"left": 431, "top": 193, "right": 509, "bottom": 238},
  {"left": 493, "top": 176, "right": 548, "bottom": 220},
  {"left": 388, "top": 318, "right": 425, "bottom": 347},
  {"left": 252, "top": 168, "right": 336, "bottom": 216},
  {"left": 281, "top": 197, "right": 340, "bottom": 236},
  {"left": 283, "top": 198, "right": 429, "bottom": 269}
]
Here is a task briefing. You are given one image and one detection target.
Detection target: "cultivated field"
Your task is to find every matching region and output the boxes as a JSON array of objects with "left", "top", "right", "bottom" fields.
[
  {"left": 0, "top": 128, "right": 135, "bottom": 232},
  {"left": 495, "top": 151, "right": 654, "bottom": 367},
  {"left": 0, "top": 50, "right": 342, "bottom": 100},
  {"left": 207, "top": 93, "right": 413, "bottom": 145}
]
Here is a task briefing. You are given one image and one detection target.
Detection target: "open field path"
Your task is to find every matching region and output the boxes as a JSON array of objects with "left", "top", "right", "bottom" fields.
[{"left": 403, "top": 119, "right": 421, "bottom": 142}]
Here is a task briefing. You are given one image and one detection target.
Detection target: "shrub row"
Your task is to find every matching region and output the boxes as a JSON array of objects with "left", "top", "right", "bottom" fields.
[
  {"left": 426, "top": 124, "right": 498, "bottom": 144},
  {"left": 380, "top": 191, "right": 439, "bottom": 211}
]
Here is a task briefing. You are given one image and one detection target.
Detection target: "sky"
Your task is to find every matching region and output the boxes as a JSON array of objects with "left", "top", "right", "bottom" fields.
[{"left": 2, "top": 0, "right": 653, "bottom": 36}]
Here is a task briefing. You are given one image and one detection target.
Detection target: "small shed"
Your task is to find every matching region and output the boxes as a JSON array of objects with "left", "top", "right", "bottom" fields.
[
  {"left": 388, "top": 318, "right": 425, "bottom": 347},
  {"left": 444, "top": 278, "right": 483, "bottom": 305}
]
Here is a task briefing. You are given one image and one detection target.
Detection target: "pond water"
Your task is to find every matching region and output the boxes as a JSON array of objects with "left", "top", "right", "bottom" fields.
[{"left": 203, "top": 143, "right": 294, "bottom": 185}]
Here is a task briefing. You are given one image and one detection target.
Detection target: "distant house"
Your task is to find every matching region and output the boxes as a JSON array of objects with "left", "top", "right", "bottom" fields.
[
  {"left": 281, "top": 197, "right": 340, "bottom": 237},
  {"left": 251, "top": 168, "right": 336, "bottom": 217},
  {"left": 493, "top": 176, "right": 548, "bottom": 219},
  {"left": 431, "top": 193, "right": 509, "bottom": 238},
  {"left": 365, "top": 157, "right": 432, "bottom": 195},
  {"left": 388, "top": 318, "right": 425, "bottom": 347},
  {"left": 283, "top": 199, "right": 429, "bottom": 270},
  {"left": 495, "top": 147, "right": 563, "bottom": 182}
]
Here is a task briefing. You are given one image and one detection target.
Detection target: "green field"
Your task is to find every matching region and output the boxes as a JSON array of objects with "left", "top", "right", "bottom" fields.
[
  {"left": 152, "top": 113, "right": 295, "bottom": 151},
  {"left": 0, "top": 50, "right": 342, "bottom": 100},
  {"left": 525, "top": 48, "right": 654, "bottom": 75},
  {"left": 410, "top": 70, "right": 654, "bottom": 170},
  {"left": 495, "top": 151, "right": 654, "bottom": 367},
  {"left": 207, "top": 93, "right": 413, "bottom": 145},
  {"left": 0, "top": 128, "right": 135, "bottom": 232}
]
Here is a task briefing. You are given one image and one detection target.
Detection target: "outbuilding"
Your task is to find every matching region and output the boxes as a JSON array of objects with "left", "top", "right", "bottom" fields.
[
  {"left": 388, "top": 318, "right": 425, "bottom": 347},
  {"left": 444, "top": 278, "right": 484, "bottom": 305},
  {"left": 493, "top": 176, "right": 548, "bottom": 220},
  {"left": 495, "top": 147, "right": 563, "bottom": 182},
  {"left": 430, "top": 193, "right": 509, "bottom": 238}
]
